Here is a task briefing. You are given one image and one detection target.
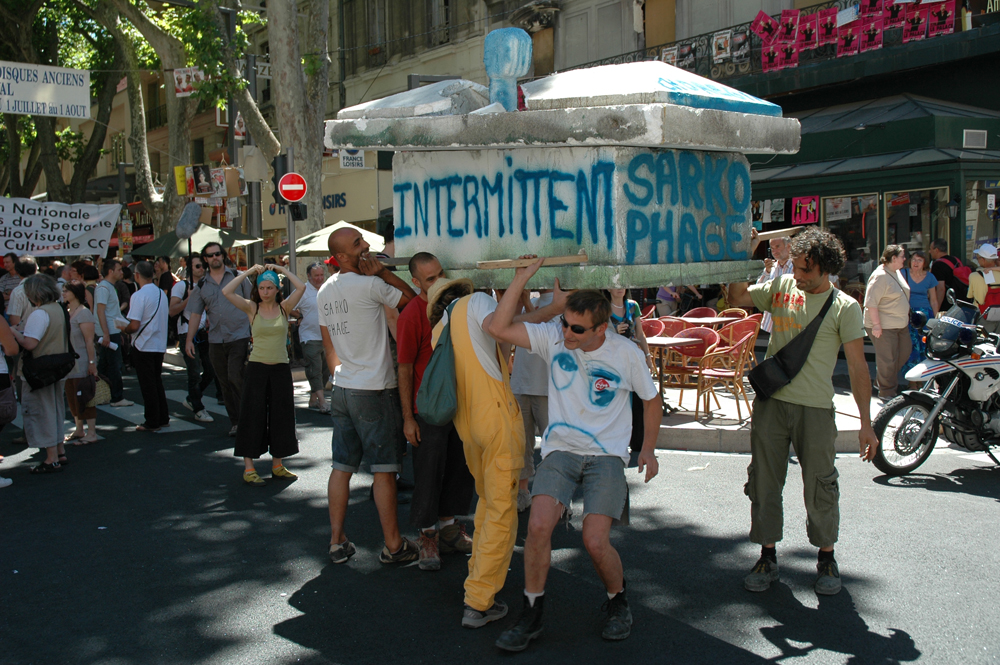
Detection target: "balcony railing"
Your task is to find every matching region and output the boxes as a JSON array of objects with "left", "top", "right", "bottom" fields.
[
  {"left": 146, "top": 103, "right": 167, "bottom": 131},
  {"left": 561, "top": 0, "right": 930, "bottom": 83}
]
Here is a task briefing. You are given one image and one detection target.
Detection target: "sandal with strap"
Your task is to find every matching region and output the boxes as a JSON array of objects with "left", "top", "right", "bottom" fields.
[
  {"left": 30, "top": 462, "right": 63, "bottom": 474},
  {"left": 243, "top": 469, "right": 265, "bottom": 486},
  {"left": 58, "top": 455, "right": 69, "bottom": 465}
]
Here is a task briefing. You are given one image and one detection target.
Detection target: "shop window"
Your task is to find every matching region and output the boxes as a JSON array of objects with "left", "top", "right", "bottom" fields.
[
  {"left": 884, "top": 187, "right": 949, "bottom": 259},
  {"left": 822, "top": 193, "right": 878, "bottom": 297},
  {"left": 965, "top": 180, "right": 1000, "bottom": 263}
]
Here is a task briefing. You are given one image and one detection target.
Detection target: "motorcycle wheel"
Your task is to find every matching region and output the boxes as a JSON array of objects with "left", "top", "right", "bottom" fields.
[{"left": 871, "top": 395, "right": 939, "bottom": 476}]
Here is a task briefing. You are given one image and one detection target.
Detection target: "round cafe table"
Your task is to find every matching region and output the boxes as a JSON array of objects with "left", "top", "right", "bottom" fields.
[{"left": 679, "top": 316, "right": 741, "bottom": 328}]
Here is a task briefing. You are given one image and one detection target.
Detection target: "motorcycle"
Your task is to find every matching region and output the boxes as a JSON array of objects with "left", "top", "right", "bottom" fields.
[{"left": 872, "top": 291, "right": 1000, "bottom": 476}]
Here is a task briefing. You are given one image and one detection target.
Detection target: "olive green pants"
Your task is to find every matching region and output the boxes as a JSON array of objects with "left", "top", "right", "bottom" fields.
[{"left": 745, "top": 397, "right": 841, "bottom": 548}]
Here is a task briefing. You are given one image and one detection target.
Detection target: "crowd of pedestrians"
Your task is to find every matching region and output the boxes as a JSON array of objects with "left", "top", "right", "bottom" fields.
[{"left": 9, "top": 225, "right": 998, "bottom": 653}]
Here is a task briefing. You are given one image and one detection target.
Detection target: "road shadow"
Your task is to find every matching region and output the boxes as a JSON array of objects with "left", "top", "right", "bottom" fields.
[{"left": 872, "top": 465, "right": 1000, "bottom": 502}]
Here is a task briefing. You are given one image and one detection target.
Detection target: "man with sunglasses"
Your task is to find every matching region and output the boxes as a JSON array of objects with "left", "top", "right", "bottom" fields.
[
  {"left": 487, "top": 257, "right": 660, "bottom": 651},
  {"left": 184, "top": 242, "right": 252, "bottom": 436}
]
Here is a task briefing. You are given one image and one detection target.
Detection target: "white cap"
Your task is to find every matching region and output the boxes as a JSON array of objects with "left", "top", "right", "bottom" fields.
[{"left": 974, "top": 243, "right": 998, "bottom": 260}]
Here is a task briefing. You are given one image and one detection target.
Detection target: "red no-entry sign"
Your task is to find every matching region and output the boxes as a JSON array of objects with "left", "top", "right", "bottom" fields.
[{"left": 278, "top": 172, "right": 307, "bottom": 202}]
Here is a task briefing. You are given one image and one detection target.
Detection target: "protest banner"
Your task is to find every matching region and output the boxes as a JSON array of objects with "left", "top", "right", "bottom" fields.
[{"left": 0, "top": 198, "right": 119, "bottom": 256}]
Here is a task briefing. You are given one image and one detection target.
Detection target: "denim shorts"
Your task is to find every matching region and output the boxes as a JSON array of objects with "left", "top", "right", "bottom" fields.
[
  {"left": 330, "top": 386, "right": 404, "bottom": 473},
  {"left": 531, "top": 450, "right": 629, "bottom": 524}
]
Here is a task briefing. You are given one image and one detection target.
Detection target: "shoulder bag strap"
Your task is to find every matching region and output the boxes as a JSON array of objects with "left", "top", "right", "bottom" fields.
[
  {"left": 61, "top": 306, "right": 76, "bottom": 357},
  {"left": 135, "top": 287, "right": 162, "bottom": 341},
  {"left": 773, "top": 288, "right": 838, "bottom": 379}
]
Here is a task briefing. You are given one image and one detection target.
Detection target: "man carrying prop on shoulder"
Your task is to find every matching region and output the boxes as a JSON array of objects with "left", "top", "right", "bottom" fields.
[
  {"left": 487, "top": 256, "right": 661, "bottom": 651},
  {"left": 727, "top": 227, "right": 877, "bottom": 597}
]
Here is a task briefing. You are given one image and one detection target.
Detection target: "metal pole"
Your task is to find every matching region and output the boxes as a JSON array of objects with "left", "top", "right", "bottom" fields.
[
  {"left": 285, "top": 145, "right": 296, "bottom": 269},
  {"left": 245, "top": 53, "right": 262, "bottom": 267}
]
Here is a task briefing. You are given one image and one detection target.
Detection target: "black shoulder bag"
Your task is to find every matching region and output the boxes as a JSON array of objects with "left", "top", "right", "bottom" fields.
[
  {"left": 747, "top": 288, "right": 837, "bottom": 401},
  {"left": 22, "top": 307, "right": 79, "bottom": 390}
]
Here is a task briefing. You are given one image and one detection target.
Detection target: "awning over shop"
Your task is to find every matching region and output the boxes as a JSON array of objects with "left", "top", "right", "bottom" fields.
[{"left": 752, "top": 149, "right": 1000, "bottom": 184}]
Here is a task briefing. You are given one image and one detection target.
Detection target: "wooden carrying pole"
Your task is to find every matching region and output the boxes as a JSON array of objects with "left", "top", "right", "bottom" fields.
[{"left": 476, "top": 252, "right": 589, "bottom": 270}]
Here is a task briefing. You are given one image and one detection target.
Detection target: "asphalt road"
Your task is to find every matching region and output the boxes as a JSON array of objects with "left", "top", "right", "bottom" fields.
[{"left": 3, "top": 365, "right": 1000, "bottom": 664}]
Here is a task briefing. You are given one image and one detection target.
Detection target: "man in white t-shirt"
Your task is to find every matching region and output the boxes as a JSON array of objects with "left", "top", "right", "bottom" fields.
[
  {"left": 488, "top": 258, "right": 661, "bottom": 651},
  {"left": 123, "top": 261, "right": 169, "bottom": 432},
  {"left": 169, "top": 255, "right": 213, "bottom": 423},
  {"left": 94, "top": 259, "right": 132, "bottom": 407},
  {"left": 294, "top": 262, "right": 328, "bottom": 413},
  {"left": 319, "top": 227, "right": 419, "bottom": 566}
]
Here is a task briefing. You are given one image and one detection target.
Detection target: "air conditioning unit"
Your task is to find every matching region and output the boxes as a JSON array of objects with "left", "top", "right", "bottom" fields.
[{"left": 964, "top": 129, "right": 988, "bottom": 149}]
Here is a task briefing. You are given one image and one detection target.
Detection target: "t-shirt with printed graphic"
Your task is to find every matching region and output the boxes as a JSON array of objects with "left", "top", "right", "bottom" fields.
[
  {"left": 317, "top": 271, "right": 402, "bottom": 390},
  {"left": 524, "top": 320, "right": 658, "bottom": 463},
  {"left": 749, "top": 274, "right": 865, "bottom": 409}
]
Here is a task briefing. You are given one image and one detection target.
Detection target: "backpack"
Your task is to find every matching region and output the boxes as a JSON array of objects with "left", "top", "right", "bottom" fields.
[
  {"left": 936, "top": 256, "right": 972, "bottom": 286},
  {"left": 415, "top": 300, "right": 458, "bottom": 426},
  {"left": 167, "top": 281, "right": 189, "bottom": 346}
]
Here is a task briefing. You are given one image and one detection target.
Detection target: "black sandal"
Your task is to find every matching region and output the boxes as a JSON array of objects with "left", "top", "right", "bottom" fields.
[{"left": 30, "top": 462, "right": 63, "bottom": 474}]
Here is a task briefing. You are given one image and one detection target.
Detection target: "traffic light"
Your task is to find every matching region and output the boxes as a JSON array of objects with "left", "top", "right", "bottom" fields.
[
  {"left": 270, "top": 153, "right": 288, "bottom": 205},
  {"left": 289, "top": 203, "right": 307, "bottom": 221}
]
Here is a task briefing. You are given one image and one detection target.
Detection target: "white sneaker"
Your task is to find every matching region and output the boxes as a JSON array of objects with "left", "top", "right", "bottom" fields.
[
  {"left": 182, "top": 399, "right": 194, "bottom": 411},
  {"left": 0, "top": 476, "right": 11, "bottom": 488},
  {"left": 194, "top": 410, "right": 214, "bottom": 423},
  {"left": 110, "top": 399, "right": 134, "bottom": 407}
]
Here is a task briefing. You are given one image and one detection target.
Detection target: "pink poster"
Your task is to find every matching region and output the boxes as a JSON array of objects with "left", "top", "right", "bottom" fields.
[
  {"left": 751, "top": 10, "right": 780, "bottom": 44},
  {"left": 883, "top": 0, "right": 907, "bottom": 29},
  {"left": 761, "top": 43, "right": 782, "bottom": 72},
  {"left": 797, "top": 14, "right": 819, "bottom": 50},
  {"left": 778, "top": 9, "right": 800, "bottom": 43},
  {"left": 818, "top": 8, "right": 839, "bottom": 46},
  {"left": 860, "top": 17, "right": 884, "bottom": 51},
  {"left": 903, "top": 4, "right": 929, "bottom": 42},
  {"left": 860, "top": 0, "right": 883, "bottom": 18},
  {"left": 779, "top": 43, "right": 799, "bottom": 69},
  {"left": 792, "top": 196, "right": 819, "bottom": 225},
  {"left": 927, "top": 1, "right": 956, "bottom": 37},
  {"left": 838, "top": 24, "right": 861, "bottom": 57}
]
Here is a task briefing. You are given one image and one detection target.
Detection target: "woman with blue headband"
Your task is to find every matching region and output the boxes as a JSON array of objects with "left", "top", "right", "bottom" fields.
[{"left": 223, "top": 262, "right": 306, "bottom": 485}]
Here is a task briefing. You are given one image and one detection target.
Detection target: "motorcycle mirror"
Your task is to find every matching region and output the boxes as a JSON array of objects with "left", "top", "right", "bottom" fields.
[
  {"left": 946, "top": 287, "right": 956, "bottom": 306},
  {"left": 910, "top": 310, "right": 929, "bottom": 329}
]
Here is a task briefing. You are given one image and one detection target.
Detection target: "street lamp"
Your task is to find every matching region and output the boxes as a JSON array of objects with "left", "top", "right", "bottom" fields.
[{"left": 948, "top": 195, "right": 961, "bottom": 219}]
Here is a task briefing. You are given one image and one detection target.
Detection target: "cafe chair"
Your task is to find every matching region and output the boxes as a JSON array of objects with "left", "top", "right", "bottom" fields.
[
  {"left": 694, "top": 331, "right": 756, "bottom": 420},
  {"left": 641, "top": 318, "right": 665, "bottom": 339},
  {"left": 682, "top": 306, "right": 718, "bottom": 319},
  {"left": 662, "top": 327, "right": 719, "bottom": 404},
  {"left": 718, "top": 307, "right": 748, "bottom": 319}
]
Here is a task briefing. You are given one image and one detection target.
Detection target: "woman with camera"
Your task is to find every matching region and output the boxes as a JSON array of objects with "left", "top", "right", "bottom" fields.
[{"left": 222, "top": 263, "right": 305, "bottom": 486}]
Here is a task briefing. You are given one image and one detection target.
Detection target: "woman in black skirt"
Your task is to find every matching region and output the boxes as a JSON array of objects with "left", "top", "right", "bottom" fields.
[{"left": 222, "top": 264, "right": 305, "bottom": 486}]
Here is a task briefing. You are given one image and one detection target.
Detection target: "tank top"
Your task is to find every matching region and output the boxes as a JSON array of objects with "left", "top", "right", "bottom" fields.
[{"left": 249, "top": 309, "right": 289, "bottom": 364}]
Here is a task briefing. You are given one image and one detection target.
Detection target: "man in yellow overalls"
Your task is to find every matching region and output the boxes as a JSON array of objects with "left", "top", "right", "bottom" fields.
[{"left": 426, "top": 277, "right": 565, "bottom": 629}]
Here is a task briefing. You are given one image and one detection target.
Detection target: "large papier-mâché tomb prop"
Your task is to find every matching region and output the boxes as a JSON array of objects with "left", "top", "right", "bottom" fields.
[{"left": 324, "top": 28, "right": 801, "bottom": 289}]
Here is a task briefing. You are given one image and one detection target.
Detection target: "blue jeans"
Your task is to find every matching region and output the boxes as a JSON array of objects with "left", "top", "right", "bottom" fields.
[
  {"left": 329, "top": 386, "right": 403, "bottom": 474},
  {"left": 97, "top": 333, "right": 124, "bottom": 402}
]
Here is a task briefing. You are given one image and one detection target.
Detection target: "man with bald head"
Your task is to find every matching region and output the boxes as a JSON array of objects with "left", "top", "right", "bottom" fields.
[
  {"left": 319, "top": 227, "right": 420, "bottom": 565},
  {"left": 757, "top": 236, "right": 794, "bottom": 334}
]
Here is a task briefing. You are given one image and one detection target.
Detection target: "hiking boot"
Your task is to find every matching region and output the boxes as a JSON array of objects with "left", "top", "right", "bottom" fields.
[
  {"left": 462, "top": 599, "right": 508, "bottom": 628},
  {"left": 496, "top": 595, "right": 544, "bottom": 650},
  {"left": 517, "top": 488, "right": 532, "bottom": 512},
  {"left": 418, "top": 530, "right": 441, "bottom": 571},
  {"left": 439, "top": 523, "right": 473, "bottom": 554},
  {"left": 815, "top": 558, "right": 842, "bottom": 596},
  {"left": 379, "top": 537, "right": 419, "bottom": 564},
  {"left": 601, "top": 588, "right": 632, "bottom": 641},
  {"left": 328, "top": 540, "right": 357, "bottom": 564},
  {"left": 744, "top": 555, "right": 779, "bottom": 592}
]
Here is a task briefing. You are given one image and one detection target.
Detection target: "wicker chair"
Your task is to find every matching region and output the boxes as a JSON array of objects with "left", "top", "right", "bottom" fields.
[
  {"left": 694, "top": 331, "right": 756, "bottom": 420},
  {"left": 661, "top": 327, "right": 719, "bottom": 406},
  {"left": 719, "top": 307, "right": 748, "bottom": 319},
  {"left": 682, "top": 306, "right": 718, "bottom": 319}
]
